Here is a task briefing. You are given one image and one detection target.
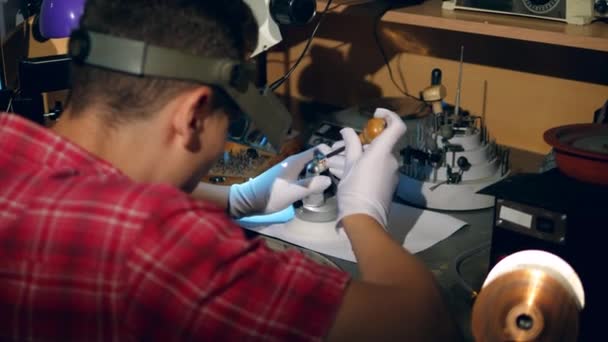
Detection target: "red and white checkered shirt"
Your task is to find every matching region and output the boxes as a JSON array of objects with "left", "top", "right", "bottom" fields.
[{"left": 0, "top": 113, "right": 349, "bottom": 341}]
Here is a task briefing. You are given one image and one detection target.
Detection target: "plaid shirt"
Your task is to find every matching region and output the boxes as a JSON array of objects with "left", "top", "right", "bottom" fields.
[{"left": 0, "top": 113, "right": 348, "bottom": 341}]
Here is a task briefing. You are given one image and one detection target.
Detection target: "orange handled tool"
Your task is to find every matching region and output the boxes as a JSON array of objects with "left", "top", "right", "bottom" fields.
[{"left": 324, "top": 118, "right": 386, "bottom": 159}]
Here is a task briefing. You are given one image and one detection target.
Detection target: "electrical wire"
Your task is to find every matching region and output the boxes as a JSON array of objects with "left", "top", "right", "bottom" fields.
[
  {"left": 372, "top": 6, "right": 420, "bottom": 100},
  {"left": 5, "top": 88, "right": 20, "bottom": 112},
  {"left": 267, "top": 0, "right": 334, "bottom": 91},
  {"left": 450, "top": 242, "right": 491, "bottom": 300},
  {"left": 5, "top": 96, "right": 13, "bottom": 112}
]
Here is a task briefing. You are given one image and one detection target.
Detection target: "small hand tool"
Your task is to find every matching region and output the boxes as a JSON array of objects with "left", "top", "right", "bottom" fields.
[{"left": 323, "top": 118, "right": 387, "bottom": 159}]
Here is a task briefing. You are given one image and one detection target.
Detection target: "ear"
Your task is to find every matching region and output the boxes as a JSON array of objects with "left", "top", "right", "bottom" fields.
[{"left": 171, "top": 86, "right": 214, "bottom": 152}]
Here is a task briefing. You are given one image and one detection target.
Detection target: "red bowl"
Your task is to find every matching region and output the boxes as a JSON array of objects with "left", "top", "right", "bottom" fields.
[{"left": 544, "top": 124, "right": 608, "bottom": 185}]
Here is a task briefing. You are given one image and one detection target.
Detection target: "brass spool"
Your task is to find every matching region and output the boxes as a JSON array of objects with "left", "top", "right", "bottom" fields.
[{"left": 472, "top": 269, "right": 580, "bottom": 342}]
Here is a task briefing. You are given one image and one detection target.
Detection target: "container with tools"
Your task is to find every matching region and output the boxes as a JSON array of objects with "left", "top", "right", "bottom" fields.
[{"left": 396, "top": 48, "right": 510, "bottom": 211}]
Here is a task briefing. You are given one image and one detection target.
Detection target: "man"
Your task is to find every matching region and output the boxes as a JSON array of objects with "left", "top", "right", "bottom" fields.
[{"left": 0, "top": 0, "right": 457, "bottom": 340}]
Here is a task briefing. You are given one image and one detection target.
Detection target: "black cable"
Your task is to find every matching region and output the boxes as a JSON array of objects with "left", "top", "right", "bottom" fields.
[
  {"left": 268, "top": 0, "right": 334, "bottom": 91},
  {"left": 450, "top": 242, "right": 491, "bottom": 299},
  {"left": 5, "top": 88, "right": 21, "bottom": 112},
  {"left": 372, "top": 5, "right": 420, "bottom": 100}
]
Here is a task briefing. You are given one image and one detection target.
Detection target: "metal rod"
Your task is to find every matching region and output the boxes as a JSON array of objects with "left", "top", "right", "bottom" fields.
[
  {"left": 324, "top": 146, "right": 346, "bottom": 159},
  {"left": 454, "top": 45, "right": 464, "bottom": 118}
]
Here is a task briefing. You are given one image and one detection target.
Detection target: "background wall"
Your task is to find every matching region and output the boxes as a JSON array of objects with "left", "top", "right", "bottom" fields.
[
  {"left": 7, "top": 10, "right": 608, "bottom": 156},
  {"left": 266, "top": 10, "right": 608, "bottom": 155}
]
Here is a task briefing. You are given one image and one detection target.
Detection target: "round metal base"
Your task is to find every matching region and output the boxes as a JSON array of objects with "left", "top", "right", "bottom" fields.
[
  {"left": 396, "top": 170, "right": 510, "bottom": 211},
  {"left": 295, "top": 196, "right": 338, "bottom": 223}
]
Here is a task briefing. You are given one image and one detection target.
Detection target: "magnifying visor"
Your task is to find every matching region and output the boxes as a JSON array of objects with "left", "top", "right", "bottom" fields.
[{"left": 68, "top": 29, "right": 292, "bottom": 152}]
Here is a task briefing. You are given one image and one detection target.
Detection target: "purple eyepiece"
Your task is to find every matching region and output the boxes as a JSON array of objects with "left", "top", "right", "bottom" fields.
[{"left": 39, "top": 0, "right": 85, "bottom": 39}]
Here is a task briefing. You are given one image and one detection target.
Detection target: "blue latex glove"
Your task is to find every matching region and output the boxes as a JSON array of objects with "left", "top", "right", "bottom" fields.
[{"left": 228, "top": 146, "right": 333, "bottom": 219}]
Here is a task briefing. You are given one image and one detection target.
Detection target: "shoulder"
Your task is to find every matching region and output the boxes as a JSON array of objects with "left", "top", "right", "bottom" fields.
[
  {"left": 78, "top": 173, "right": 223, "bottom": 211},
  {"left": 56, "top": 174, "right": 231, "bottom": 236},
  {"left": 84, "top": 177, "right": 244, "bottom": 250}
]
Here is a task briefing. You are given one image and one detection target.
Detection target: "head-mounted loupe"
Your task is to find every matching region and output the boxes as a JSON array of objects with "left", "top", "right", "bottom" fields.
[{"left": 68, "top": 29, "right": 292, "bottom": 152}]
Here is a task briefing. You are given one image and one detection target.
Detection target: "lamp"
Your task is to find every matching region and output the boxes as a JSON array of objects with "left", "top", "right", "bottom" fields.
[{"left": 243, "top": 0, "right": 316, "bottom": 57}]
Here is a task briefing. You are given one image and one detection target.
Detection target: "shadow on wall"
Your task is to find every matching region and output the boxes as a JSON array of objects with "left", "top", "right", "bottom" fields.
[
  {"left": 297, "top": 44, "right": 383, "bottom": 105},
  {"left": 273, "top": 0, "right": 607, "bottom": 105},
  {"left": 288, "top": 3, "right": 433, "bottom": 107}
]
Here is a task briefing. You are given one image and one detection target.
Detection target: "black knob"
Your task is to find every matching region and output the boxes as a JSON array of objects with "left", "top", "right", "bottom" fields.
[
  {"left": 457, "top": 156, "right": 471, "bottom": 171},
  {"left": 270, "top": 0, "right": 317, "bottom": 26},
  {"left": 431, "top": 68, "right": 442, "bottom": 86},
  {"left": 595, "top": 0, "right": 608, "bottom": 14}
]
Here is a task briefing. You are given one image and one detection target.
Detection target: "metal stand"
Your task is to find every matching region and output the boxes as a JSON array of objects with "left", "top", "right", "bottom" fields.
[{"left": 295, "top": 194, "right": 338, "bottom": 223}]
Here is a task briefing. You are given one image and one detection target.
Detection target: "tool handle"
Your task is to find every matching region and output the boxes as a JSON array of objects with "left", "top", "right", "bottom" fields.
[
  {"left": 359, "top": 117, "right": 386, "bottom": 144},
  {"left": 322, "top": 118, "right": 386, "bottom": 159}
]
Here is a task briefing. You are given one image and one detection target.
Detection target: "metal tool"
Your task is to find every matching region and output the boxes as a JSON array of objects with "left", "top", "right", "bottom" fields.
[
  {"left": 454, "top": 45, "right": 464, "bottom": 119},
  {"left": 321, "top": 117, "right": 387, "bottom": 159},
  {"left": 296, "top": 117, "right": 387, "bottom": 223}
]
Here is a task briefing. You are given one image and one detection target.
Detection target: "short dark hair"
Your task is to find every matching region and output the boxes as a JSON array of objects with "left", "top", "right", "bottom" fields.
[{"left": 67, "top": 0, "right": 258, "bottom": 123}]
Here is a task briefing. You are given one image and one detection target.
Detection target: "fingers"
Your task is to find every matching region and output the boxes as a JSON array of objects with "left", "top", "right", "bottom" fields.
[
  {"left": 331, "top": 140, "right": 345, "bottom": 150},
  {"left": 327, "top": 155, "right": 345, "bottom": 179},
  {"left": 340, "top": 128, "right": 362, "bottom": 172},
  {"left": 310, "top": 141, "right": 347, "bottom": 179},
  {"left": 297, "top": 143, "right": 331, "bottom": 162},
  {"left": 294, "top": 175, "right": 332, "bottom": 193},
  {"left": 268, "top": 176, "right": 332, "bottom": 212},
  {"left": 281, "top": 143, "right": 331, "bottom": 179},
  {"left": 371, "top": 108, "right": 407, "bottom": 152},
  {"left": 326, "top": 154, "right": 345, "bottom": 171},
  {"left": 316, "top": 144, "right": 333, "bottom": 155},
  {"left": 310, "top": 143, "right": 347, "bottom": 178}
]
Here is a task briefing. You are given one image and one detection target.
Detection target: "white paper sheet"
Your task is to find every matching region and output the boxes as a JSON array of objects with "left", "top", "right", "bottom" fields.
[{"left": 237, "top": 202, "right": 467, "bottom": 263}]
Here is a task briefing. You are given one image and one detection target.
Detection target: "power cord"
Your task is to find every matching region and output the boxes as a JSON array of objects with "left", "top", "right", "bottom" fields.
[
  {"left": 267, "top": 0, "right": 334, "bottom": 91},
  {"left": 373, "top": 4, "right": 420, "bottom": 100},
  {"left": 450, "top": 241, "right": 491, "bottom": 300},
  {"left": 5, "top": 88, "right": 21, "bottom": 112}
]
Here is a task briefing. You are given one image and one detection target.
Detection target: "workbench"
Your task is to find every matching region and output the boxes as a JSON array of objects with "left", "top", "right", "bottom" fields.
[
  {"left": 253, "top": 143, "right": 543, "bottom": 341},
  {"left": 240, "top": 144, "right": 545, "bottom": 340},
  {"left": 329, "top": 204, "right": 493, "bottom": 341}
]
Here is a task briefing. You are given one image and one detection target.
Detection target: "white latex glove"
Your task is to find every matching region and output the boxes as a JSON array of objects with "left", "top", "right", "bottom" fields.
[
  {"left": 317, "top": 142, "right": 371, "bottom": 179},
  {"left": 228, "top": 146, "right": 332, "bottom": 219},
  {"left": 336, "top": 108, "right": 407, "bottom": 228},
  {"left": 316, "top": 142, "right": 346, "bottom": 179}
]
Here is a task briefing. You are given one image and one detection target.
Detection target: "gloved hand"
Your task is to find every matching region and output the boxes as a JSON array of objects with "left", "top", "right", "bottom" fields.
[
  {"left": 228, "top": 146, "right": 332, "bottom": 219},
  {"left": 336, "top": 108, "right": 406, "bottom": 228},
  {"left": 317, "top": 142, "right": 371, "bottom": 180},
  {"left": 315, "top": 143, "right": 345, "bottom": 179}
]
